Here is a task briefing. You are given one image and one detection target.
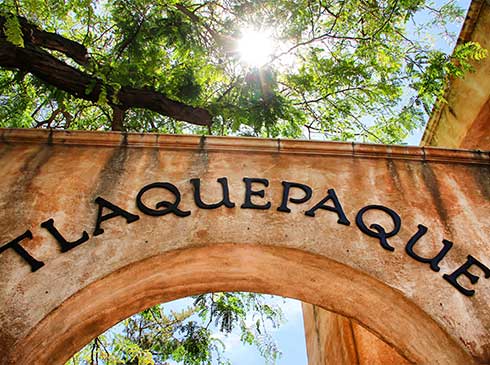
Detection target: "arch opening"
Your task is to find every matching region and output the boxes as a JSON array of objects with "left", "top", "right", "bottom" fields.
[
  {"left": 70, "top": 292, "right": 308, "bottom": 364},
  {"left": 8, "top": 244, "right": 472, "bottom": 365}
]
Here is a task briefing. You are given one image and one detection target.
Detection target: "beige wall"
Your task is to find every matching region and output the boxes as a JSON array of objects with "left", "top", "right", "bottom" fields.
[
  {"left": 302, "top": 303, "right": 410, "bottom": 365},
  {"left": 422, "top": 0, "right": 490, "bottom": 150},
  {"left": 305, "top": 2, "right": 490, "bottom": 362},
  {"left": 0, "top": 129, "right": 489, "bottom": 364}
]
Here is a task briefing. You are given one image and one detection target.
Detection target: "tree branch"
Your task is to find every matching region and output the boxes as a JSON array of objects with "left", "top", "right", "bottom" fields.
[
  {"left": 293, "top": 85, "right": 376, "bottom": 105},
  {"left": 114, "top": 12, "right": 147, "bottom": 60},
  {"left": 111, "top": 106, "right": 125, "bottom": 131},
  {"left": 0, "top": 15, "right": 89, "bottom": 65},
  {"left": 270, "top": 0, "right": 399, "bottom": 65},
  {"left": 174, "top": 4, "right": 235, "bottom": 51},
  {"left": 0, "top": 40, "right": 212, "bottom": 127},
  {"left": 35, "top": 108, "right": 61, "bottom": 128}
]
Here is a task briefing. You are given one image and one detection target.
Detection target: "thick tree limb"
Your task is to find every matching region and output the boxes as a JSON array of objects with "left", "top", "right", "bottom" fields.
[
  {"left": 0, "top": 15, "right": 89, "bottom": 65},
  {"left": 0, "top": 40, "right": 212, "bottom": 127}
]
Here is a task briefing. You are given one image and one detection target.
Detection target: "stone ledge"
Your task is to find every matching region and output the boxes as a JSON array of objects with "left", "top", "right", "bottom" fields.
[{"left": 1, "top": 128, "right": 489, "bottom": 164}]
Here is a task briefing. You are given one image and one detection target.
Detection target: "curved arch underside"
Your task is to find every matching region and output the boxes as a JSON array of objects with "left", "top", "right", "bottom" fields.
[
  {"left": 0, "top": 129, "right": 489, "bottom": 364},
  {"left": 9, "top": 244, "right": 473, "bottom": 364}
]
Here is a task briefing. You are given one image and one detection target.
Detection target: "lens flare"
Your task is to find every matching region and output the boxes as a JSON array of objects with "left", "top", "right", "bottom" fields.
[{"left": 237, "top": 28, "right": 274, "bottom": 67}]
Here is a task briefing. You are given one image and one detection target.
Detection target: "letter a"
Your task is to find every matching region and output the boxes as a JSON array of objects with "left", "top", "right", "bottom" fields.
[{"left": 93, "top": 197, "right": 140, "bottom": 236}]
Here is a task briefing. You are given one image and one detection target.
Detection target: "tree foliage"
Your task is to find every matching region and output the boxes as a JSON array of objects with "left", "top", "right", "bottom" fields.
[
  {"left": 0, "top": 0, "right": 486, "bottom": 142},
  {"left": 67, "top": 293, "right": 284, "bottom": 365}
]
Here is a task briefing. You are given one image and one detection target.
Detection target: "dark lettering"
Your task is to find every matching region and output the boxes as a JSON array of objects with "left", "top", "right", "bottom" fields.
[
  {"left": 241, "top": 178, "right": 271, "bottom": 210},
  {"left": 93, "top": 197, "right": 140, "bottom": 236},
  {"left": 405, "top": 224, "right": 453, "bottom": 272},
  {"left": 191, "top": 177, "right": 235, "bottom": 209},
  {"left": 305, "top": 188, "right": 350, "bottom": 225},
  {"left": 443, "top": 255, "right": 490, "bottom": 296},
  {"left": 0, "top": 230, "right": 44, "bottom": 271},
  {"left": 356, "top": 205, "right": 400, "bottom": 251},
  {"left": 41, "top": 218, "right": 89, "bottom": 252},
  {"left": 136, "top": 182, "right": 191, "bottom": 217},
  {"left": 277, "top": 181, "right": 312, "bottom": 213}
]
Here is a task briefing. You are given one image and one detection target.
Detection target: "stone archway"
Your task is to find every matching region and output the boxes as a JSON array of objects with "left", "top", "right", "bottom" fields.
[
  {"left": 0, "top": 129, "right": 489, "bottom": 364},
  {"left": 8, "top": 245, "right": 472, "bottom": 364}
]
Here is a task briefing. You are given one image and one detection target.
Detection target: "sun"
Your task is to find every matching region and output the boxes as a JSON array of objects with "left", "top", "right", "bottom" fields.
[{"left": 237, "top": 28, "right": 274, "bottom": 67}]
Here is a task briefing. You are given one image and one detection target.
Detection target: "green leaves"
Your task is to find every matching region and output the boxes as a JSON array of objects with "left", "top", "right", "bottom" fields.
[
  {"left": 451, "top": 41, "right": 488, "bottom": 74},
  {"left": 404, "top": 40, "right": 487, "bottom": 117},
  {"left": 0, "top": 0, "right": 485, "bottom": 140},
  {"left": 3, "top": 14, "right": 24, "bottom": 47},
  {"left": 67, "top": 293, "right": 284, "bottom": 365}
]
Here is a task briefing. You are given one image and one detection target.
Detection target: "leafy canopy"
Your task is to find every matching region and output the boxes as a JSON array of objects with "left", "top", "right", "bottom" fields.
[
  {"left": 0, "top": 0, "right": 486, "bottom": 142},
  {"left": 68, "top": 293, "right": 285, "bottom": 365}
]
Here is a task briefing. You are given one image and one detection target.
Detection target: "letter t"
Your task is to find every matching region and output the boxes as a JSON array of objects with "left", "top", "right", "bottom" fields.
[{"left": 0, "top": 230, "right": 45, "bottom": 271}]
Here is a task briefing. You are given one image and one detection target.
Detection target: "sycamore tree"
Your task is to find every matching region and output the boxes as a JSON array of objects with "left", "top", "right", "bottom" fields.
[{"left": 0, "top": 0, "right": 487, "bottom": 364}]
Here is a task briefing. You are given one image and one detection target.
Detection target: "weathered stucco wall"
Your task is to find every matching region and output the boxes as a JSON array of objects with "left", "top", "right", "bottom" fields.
[
  {"left": 422, "top": 0, "right": 490, "bottom": 149},
  {"left": 306, "top": 1, "right": 490, "bottom": 361},
  {"left": 302, "top": 303, "right": 410, "bottom": 364},
  {"left": 0, "top": 129, "right": 489, "bottom": 364}
]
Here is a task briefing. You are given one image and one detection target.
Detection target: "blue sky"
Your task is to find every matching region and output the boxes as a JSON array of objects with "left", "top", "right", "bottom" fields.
[
  {"left": 404, "top": 0, "right": 471, "bottom": 145},
  {"left": 163, "top": 295, "right": 307, "bottom": 365}
]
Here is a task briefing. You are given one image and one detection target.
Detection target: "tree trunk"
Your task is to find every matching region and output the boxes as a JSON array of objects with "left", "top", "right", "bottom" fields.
[{"left": 111, "top": 106, "right": 125, "bottom": 131}]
